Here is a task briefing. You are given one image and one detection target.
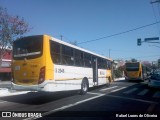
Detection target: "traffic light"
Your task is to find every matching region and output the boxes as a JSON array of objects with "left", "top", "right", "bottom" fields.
[{"left": 137, "top": 39, "right": 141, "bottom": 46}]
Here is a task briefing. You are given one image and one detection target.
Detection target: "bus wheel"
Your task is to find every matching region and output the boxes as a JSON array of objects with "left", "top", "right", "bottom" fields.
[{"left": 80, "top": 79, "right": 89, "bottom": 95}]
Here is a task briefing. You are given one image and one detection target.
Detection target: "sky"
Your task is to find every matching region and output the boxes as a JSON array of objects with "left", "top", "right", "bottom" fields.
[{"left": 0, "top": 0, "right": 160, "bottom": 62}]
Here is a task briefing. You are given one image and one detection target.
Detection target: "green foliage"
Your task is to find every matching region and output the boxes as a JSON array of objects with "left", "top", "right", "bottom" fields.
[{"left": 114, "top": 66, "right": 124, "bottom": 78}]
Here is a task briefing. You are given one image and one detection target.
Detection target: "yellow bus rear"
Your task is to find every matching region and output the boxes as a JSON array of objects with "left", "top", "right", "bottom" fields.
[
  {"left": 12, "top": 35, "right": 53, "bottom": 90},
  {"left": 124, "top": 62, "right": 143, "bottom": 80}
]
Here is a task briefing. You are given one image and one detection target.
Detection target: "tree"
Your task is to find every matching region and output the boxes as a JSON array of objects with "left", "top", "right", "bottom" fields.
[
  {"left": 0, "top": 6, "right": 30, "bottom": 66},
  {"left": 114, "top": 66, "right": 124, "bottom": 78},
  {"left": 125, "top": 58, "right": 138, "bottom": 62},
  {"left": 142, "top": 61, "right": 152, "bottom": 68},
  {"left": 131, "top": 58, "right": 137, "bottom": 62}
]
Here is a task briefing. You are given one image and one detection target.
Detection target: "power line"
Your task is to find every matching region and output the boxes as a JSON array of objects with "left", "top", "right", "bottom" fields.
[
  {"left": 150, "top": 0, "right": 160, "bottom": 35},
  {"left": 77, "top": 21, "right": 160, "bottom": 45},
  {"left": 116, "top": 54, "right": 160, "bottom": 60}
]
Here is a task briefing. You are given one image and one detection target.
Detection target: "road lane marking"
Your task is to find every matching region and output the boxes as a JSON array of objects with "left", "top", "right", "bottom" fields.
[
  {"left": 153, "top": 91, "right": 160, "bottom": 98},
  {"left": 24, "top": 94, "right": 105, "bottom": 120},
  {"left": 138, "top": 89, "right": 149, "bottom": 96},
  {"left": 110, "top": 87, "right": 126, "bottom": 93},
  {"left": 123, "top": 88, "right": 138, "bottom": 94},
  {"left": 106, "top": 94, "right": 159, "bottom": 104},
  {"left": 87, "top": 92, "right": 105, "bottom": 95},
  {"left": 0, "top": 101, "right": 7, "bottom": 104},
  {"left": 100, "top": 86, "right": 118, "bottom": 91}
]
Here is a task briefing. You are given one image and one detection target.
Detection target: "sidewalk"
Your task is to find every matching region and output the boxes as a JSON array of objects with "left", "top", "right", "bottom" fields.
[
  {"left": 114, "top": 77, "right": 125, "bottom": 81},
  {"left": 0, "top": 80, "right": 11, "bottom": 96},
  {"left": 0, "top": 81, "right": 30, "bottom": 97},
  {"left": 0, "top": 80, "right": 11, "bottom": 89}
]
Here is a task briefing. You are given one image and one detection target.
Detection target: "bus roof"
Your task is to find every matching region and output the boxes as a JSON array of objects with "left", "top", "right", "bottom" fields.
[
  {"left": 49, "top": 35, "right": 112, "bottom": 61},
  {"left": 15, "top": 34, "right": 112, "bottom": 61}
]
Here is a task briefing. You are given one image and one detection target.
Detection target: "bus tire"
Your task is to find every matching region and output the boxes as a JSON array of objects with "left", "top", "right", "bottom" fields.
[{"left": 80, "top": 78, "right": 89, "bottom": 95}]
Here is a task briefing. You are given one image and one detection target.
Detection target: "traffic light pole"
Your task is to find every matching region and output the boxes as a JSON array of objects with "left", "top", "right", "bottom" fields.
[{"left": 137, "top": 37, "right": 159, "bottom": 46}]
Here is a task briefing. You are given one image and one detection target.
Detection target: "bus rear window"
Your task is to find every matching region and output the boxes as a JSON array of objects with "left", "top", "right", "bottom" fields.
[
  {"left": 13, "top": 36, "right": 43, "bottom": 60},
  {"left": 125, "top": 63, "right": 139, "bottom": 71}
]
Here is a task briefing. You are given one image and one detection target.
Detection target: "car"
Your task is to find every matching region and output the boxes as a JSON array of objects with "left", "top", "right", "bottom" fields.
[{"left": 148, "top": 71, "right": 160, "bottom": 88}]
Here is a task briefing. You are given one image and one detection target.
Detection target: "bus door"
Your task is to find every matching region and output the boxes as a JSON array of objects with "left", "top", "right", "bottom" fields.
[{"left": 92, "top": 58, "right": 98, "bottom": 86}]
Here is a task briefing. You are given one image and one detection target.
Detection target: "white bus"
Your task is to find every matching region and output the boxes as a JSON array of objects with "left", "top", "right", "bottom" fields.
[{"left": 12, "top": 35, "right": 112, "bottom": 94}]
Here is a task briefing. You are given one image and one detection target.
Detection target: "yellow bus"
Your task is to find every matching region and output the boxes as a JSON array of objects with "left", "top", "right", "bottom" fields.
[
  {"left": 12, "top": 35, "right": 112, "bottom": 94},
  {"left": 124, "top": 62, "right": 147, "bottom": 81}
]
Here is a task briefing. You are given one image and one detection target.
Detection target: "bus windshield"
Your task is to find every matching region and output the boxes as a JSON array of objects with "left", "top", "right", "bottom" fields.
[
  {"left": 13, "top": 36, "right": 43, "bottom": 60},
  {"left": 125, "top": 63, "right": 139, "bottom": 71}
]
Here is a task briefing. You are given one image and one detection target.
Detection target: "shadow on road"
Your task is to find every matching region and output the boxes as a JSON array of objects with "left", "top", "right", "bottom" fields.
[
  {"left": 114, "top": 79, "right": 144, "bottom": 83},
  {"left": 0, "top": 90, "right": 79, "bottom": 105}
]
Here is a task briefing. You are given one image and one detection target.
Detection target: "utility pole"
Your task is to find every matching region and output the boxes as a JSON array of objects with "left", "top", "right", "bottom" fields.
[
  {"left": 60, "top": 35, "right": 63, "bottom": 40},
  {"left": 109, "top": 49, "right": 111, "bottom": 58}
]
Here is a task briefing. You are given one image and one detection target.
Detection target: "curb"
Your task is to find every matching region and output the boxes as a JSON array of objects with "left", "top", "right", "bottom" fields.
[
  {"left": 0, "top": 91, "right": 31, "bottom": 97},
  {"left": 0, "top": 88, "right": 31, "bottom": 97}
]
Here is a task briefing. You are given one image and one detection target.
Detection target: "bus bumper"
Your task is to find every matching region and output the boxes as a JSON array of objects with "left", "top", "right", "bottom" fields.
[
  {"left": 11, "top": 81, "right": 62, "bottom": 92},
  {"left": 11, "top": 82, "right": 40, "bottom": 91},
  {"left": 11, "top": 80, "right": 81, "bottom": 92}
]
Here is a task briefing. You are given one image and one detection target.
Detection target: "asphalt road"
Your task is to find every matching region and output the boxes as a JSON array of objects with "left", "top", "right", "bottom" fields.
[{"left": 0, "top": 79, "right": 160, "bottom": 120}]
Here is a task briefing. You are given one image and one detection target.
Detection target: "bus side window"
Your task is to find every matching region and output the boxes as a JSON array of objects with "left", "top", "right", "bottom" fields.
[
  {"left": 50, "top": 41, "right": 61, "bottom": 64},
  {"left": 106, "top": 60, "right": 108, "bottom": 70},
  {"left": 102, "top": 59, "right": 106, "bottom": 69},
  {"left": 108, "top": 61, "right": 111, "bottom": 70},
  {"left": 84, "top": 53, "right": 91, "bottom": 68},
  {"left": 98, "top": 58, "right": 103, "bottom": 69},
  {"left": 75, "top": 50, "right": 84, "bottom": 67},
  {"left": 62, "top": 45, "right": 74, "bottom": 66}
]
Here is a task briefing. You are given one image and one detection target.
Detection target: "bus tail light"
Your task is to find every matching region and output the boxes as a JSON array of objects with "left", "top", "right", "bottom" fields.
[{"left": 38, "top": 66, "right": 45, "bottom": 84}]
